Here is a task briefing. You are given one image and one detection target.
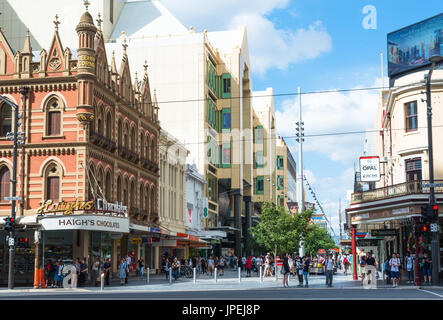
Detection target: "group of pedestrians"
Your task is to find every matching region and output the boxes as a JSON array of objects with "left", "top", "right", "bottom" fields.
[
  {"left": 44, "top": 257, "right": 98, "bottom": 288},
  {"left": 382, "top": 251, "right": 433, "bottom": 286}
]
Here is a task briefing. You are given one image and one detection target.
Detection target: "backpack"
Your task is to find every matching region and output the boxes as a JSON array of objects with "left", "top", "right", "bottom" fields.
[{"left": 343, "top": 258, "right": 348, "bottom": 265}]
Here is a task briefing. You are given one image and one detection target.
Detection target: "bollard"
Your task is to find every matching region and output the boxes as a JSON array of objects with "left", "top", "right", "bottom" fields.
[
  {"left": 169, "top": 268, "right": 172, "bottom": 285},
  {"left": 147, "top": 267, "right": 150, "bottom": 284},
  {"left": 260, "top": 266, "right": 263, "bottom": 283},
  {"left": 238, "top": 267, "right": 241, "bottom": 283},
  {"left": 215, "top": 268, "right": 218, "bottom": 283},
  {"left": 100, "top": 273, "right": 104, "bottom": 291},
  {"left": 193, "top": 268, "right": 196, "bottom": 284}
]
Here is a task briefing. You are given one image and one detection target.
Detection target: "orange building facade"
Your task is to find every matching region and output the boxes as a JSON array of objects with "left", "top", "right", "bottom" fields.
[{"left": 0, "top": 11, "right": 161, "bottom": 286}]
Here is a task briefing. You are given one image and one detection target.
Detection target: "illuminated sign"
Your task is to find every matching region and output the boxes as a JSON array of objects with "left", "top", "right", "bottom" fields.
[{"left": 37, "top": 198, "right": 128, "bottom": 217}]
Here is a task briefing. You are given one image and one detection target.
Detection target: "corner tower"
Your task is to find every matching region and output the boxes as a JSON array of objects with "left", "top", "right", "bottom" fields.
[{"left": 75, "top": 7, "right": 97, "bottom": 129}]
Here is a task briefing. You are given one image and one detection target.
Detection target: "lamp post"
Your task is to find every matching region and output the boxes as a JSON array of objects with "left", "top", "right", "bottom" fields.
[
  {"left": 425, "top": 55, "right": 443, "bottom": 285},
  {"left": 0, "top": 92, "right": 26, "bottom": 290}
]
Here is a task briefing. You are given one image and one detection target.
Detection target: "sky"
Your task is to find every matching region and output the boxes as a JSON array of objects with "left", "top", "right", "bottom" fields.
[{"left": 160, "top": 0, "right": 443, "bottom": 237}]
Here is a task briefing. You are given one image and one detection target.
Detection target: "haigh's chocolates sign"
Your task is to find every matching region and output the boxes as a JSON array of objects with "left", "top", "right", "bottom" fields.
[{"left": 37, "top": 198, "right": 128, "bottom": 217}]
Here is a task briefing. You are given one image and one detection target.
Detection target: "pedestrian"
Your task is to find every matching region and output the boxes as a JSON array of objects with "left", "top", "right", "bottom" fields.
[
  {"left": 323, "top": 253, "right": 335, "bottom": 287},
  {"left": 359, "top": 252, "right": 367, "bottom": 286},
  {"left": 282, "top": 253, "right": 290, "bottom": 288},
  {"left": 422, "top": 252, "right": 432, "bottom": 284},
  {"left": 200, "top": 256, "right": 207, "bottom": 275},
  {"left": 295, "top": 253, "right": 304, "bottom": 287},
  {"left": 207, "top": 255, "right": 215, "bottom": 276},
  {"left": 125, "top": 254, "right": 131, "bottom": 283},
  {"left": 365, "top": 251, "right": 377, "bottom": 287},
  {"left": 54, "top": 261, "right": 64, "bottom": 288},
  {"left": 343, "top": 255, "right": 349, "bottom": 275},
  {"left": 45, "top": 260, "right": 55, "bottom": 288},
  {"left": 119, "top": 258, "right": 127, "bottom": 285},
  {"left": 138, "top": 258, "right": 145, "bottom": 279},
  {"left": 303, "top": 256, "right": 310, "bottom": 288},
  {"left": 218, "top": 256, "right": 225, "bottom": 276},
  {"left": 242, "top": 256, "right": 246, "bottom": 271},
  {"left": 91, "top": 257, "right": 100, "bottom": 286},
  {"left": 172, "top": 257, "right": 180, "bottom": 281},
  {"left": 71, "top": 258, "right": 79, "bottom": 288},
  {"left": 245, "top": 256, "right": 252, "bottom": 277},
  {"left": 103, "top": 258, "right": 111, "bottom": 286},
  {"left": 406, "top": 252, "right": 414, "bottom": 283},
  {"left": 384, "top": 255, "right": 391, "bottom": 284},
  {"left": 389, "top": 253, "right": 401, "bottom": 287},
  {"left": 164, "top": 258, "right": 171, "bottom": 281},
  {"left": 79, "top": 258, "right": 88, "bottom": 287}
]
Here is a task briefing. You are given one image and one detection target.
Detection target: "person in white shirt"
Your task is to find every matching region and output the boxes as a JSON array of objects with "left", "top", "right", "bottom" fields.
[
  {"left": 389, "top": 253, "right": 401, "bottom": 287},
  {"left": 241, "top": 256, "right": 246, "bottom": 271},
  {"left": 207, "top": 256, "right": 215, "bottom": 276},
  {"left": 406, "top": 253, "right": 414, "bottom": 283},
  {"left": 323, "top": 254, "right": 335, "bottom": 287}
]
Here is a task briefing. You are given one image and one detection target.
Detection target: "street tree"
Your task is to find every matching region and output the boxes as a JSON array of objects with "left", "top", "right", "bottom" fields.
[{"left": 304, "top": 223, "right": 337, "bottom": 257}]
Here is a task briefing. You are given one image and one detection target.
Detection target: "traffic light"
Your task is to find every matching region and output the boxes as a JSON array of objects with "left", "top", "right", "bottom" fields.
[
  {"left": 3, "top": 217, "right": 15, "bottom": 232},
  {"left": 431, "top": 204, "right": 438, "bottom": 222},
  {"left": 421, "top": 205, "right": 431, "bottom": 222},
  {"left": 415, "top": 223, "right": 429, "bottom": 236}
]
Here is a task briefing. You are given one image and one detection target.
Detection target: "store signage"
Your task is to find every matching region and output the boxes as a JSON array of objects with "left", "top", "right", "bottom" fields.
[
  {"left": 37, "top": 198, "right": 128, "bottom": 217},
  {"left": 41, "top": 215, "right": 130, "bottom": 233},
  {"left": 371, "top": 229, "right": 397, "bottom": 237},
  {"left": 188, "top": 208, "right": 192, "bottom": 224},
  {"left": 78, "top": 55, "right": 96, "bottom": 68},
  {"left": 359, "top": 156, "right": 380, "bottom": 182},
  {"left": 392, "top": 207, "right": 410, "bottom": 215}
]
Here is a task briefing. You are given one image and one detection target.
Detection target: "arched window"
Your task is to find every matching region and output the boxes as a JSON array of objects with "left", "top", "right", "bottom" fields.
[
  {"left": 145, "top": 136, "right": 150, "bottom": 161},
  {"left": 116, "top": 175, "right": 122, "bottom": 202},
  {"left": 45, "top": 163, "right": 61, "bottom": 202},
  {"left": 145, "top": 186, "right": 149, "bottom": 215},
  {"left": 0, "top": 166, "right": 10, "bottom": 201},
  {"left": 140, "top": 134, "right": 144, "bottom": 159},
  {"left": 151, "top": 138, "right": 156, "bottom": 162},
  {"left": 0, "top": 104, "right": 12, "bottom": 137},
  {"left": 139, "top": 184, "right": 144, "bottom": 210},
  {"left": 106, "top": 112, "right": 112, "bottom": 140},
  {"left": 117, "top": 119, "right": 122, "bottom": 147},
  {"left": 46, "top": 97, "right": 62, "bottom": 136},
  {"left": 131, "top": 127, "right": 136, "bottom": 152},
  {"left": 105, "top": 171, "right": 112, "bottom": 201},
  {"left": 150, "top": 187, "right": 155, "bottom": 215},
  {"left": 123, "top": 177, "right": 128, "bottom": 206},
  {"left": 130, "top": 180, "right": 135, "bottom": 209},
  {"left": 97, "top": 106, "right": 104, "bottom": 136},
  {"left": 87, "top": 164, "right": 96, "bottom": 200},
  {"left": 97, "top": 167, "right": 104, "bottom": 197},
  {"left": 124, "top": 123, "right": 129, "bottom": 148}
]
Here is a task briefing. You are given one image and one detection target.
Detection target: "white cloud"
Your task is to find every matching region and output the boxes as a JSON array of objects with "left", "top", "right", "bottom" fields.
[{"left": 161, "top": 0, "right": 332, "bottom": 75}]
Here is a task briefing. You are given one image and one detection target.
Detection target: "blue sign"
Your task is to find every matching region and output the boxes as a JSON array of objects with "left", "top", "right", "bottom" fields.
[{"left": 388, "top": 13, "right": 443, "bottom": 77}]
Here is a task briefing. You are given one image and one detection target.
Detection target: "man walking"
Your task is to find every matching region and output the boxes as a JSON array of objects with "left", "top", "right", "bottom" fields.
[
  {"left": 323, "top": 253, "right": 335, "bottom": 287},
  {"left": 295, "top": 253, "right": 304, "bottom": 287},
  {"left": 389, "top": 253, "right": 401, "bottom": 287},
  {"left": 365, "top": 251, "right": 377, "bottom": 288}
]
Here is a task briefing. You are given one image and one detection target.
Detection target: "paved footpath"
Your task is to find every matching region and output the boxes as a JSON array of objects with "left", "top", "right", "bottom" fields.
[{"left": 1, "top": 269, "right": 442, "bottom": 294}]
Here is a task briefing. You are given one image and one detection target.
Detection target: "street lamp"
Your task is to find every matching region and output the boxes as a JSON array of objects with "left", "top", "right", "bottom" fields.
[
  {"left": 0, "top": 91, "right": 26, "bottom": 290},
  {"left": 425, "top": 54, "right": 443, "bottom": 286}
]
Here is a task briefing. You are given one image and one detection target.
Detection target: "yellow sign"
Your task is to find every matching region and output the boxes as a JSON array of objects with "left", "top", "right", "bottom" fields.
[
  {"left": 37, "top": 199, "right": 94, "bottom": 215},
  {"left": 131, "top": 238, "right": 142, "bottom": 244},
  {"left": 78, "top": 55, "right": 96, "bottom": 68}
]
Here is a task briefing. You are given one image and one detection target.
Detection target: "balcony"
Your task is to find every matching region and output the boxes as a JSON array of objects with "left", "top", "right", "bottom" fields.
[
  {"left": 117, "top": 146, "right": 140, "bottom": 164},
  {"left": 90, "top": 132, "right": 117, "bottom": 152},
  {"left": 351, "top": 180, "right": 443, "bottom": 204}
]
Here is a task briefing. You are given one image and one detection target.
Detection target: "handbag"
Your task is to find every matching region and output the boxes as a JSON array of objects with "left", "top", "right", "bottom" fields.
[{"left": 280, "top": 266, "right": 285, "bottom": 275}]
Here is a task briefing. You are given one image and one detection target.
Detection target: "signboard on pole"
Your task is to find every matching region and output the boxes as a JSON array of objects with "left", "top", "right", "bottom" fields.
[
  {"left": 360, "top": 156, "right": 380, "bottom": 182},
  {"left": 203, "top": 197, "right": 208, "bottom": 218}
]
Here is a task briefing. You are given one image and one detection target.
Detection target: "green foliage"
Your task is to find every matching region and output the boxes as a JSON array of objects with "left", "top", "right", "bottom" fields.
[
  {"left": 250, "top": 202, "right": 312, "bottom": 256},
  {"left": 304, "top": 223, "right": 337, "bottom": 256}
]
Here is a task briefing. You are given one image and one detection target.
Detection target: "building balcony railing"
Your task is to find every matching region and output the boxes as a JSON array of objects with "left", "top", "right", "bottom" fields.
[
  {"left": 117, "top": 146, "right": 139, "bottom": 164},
  {"left": 90, "top": 132, "right": 117, "bottom": 152},
  {"left": 351, "top": 180, "right": 443, "bottom": 204}
]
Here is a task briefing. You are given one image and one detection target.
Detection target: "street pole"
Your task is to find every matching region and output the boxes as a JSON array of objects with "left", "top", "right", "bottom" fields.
[
  {"left": 352, "top": 224, "right": 358, "bottom": 281},
  {"left": 425, "top": 55, "right": 443, "bottom": 285},
  {"left": 296, "top": 87, "right": 305, "bottom": 257}
]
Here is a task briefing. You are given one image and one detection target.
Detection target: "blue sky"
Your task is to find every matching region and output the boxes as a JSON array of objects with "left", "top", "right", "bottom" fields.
[{"left": 163, "top": 0, "right": 443, "bottom": 235}]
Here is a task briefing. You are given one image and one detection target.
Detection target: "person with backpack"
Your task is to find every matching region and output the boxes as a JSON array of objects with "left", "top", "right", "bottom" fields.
[
  {"left": 323, "top": 253, "right": 335, "bottom": 287},
  {"left": 421, "top": 252, "right": 432, "bottom": 284}
]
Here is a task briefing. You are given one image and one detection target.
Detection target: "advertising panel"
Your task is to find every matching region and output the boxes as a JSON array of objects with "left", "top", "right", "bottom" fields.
[
  {"left": 359, "top": 156, "right": 380, "bottom": 182},
  {"left": 388, "top": 13, "right": 443, "bottom": 77}
]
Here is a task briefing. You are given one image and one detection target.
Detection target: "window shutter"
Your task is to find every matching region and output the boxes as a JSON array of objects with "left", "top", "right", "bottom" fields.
[
  {"left": 0, "top": 167, "right": 10, "bottom": 200},
  {"left": 47, "top": 176, "right": 60, "bottom": 202}
]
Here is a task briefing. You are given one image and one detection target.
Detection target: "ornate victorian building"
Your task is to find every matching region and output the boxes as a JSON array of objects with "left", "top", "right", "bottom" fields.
[{"left": 0, "top": 10, "right": 160, "bottom": 285}]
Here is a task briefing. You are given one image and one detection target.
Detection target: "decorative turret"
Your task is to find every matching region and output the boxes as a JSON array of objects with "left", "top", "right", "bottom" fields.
[{"left": 75, "top": 4, "right": 97, "bottom": 128}]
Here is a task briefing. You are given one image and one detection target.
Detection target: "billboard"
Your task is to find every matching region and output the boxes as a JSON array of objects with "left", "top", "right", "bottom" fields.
[
  {"left": 360, "top": 156, "right": 380, "bottom": 182},
  {"left": 388, "top": 13, "right": 443, "bottom": 77}
]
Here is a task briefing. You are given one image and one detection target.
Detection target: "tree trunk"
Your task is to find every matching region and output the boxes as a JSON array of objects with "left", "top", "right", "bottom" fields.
[{"left": 275, "top": 243, "right": 278, "bottom": 281}]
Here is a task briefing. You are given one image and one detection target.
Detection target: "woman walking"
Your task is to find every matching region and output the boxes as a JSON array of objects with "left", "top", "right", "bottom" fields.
[
  {"left": 119, "top": 258, "right": 128, "bottom": 285},
  {"left": 282, "top": 253, "right": 290, "bottom": 288},
  {"left": 245, "top": 256, "right": 252, "bottom": 277}
]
